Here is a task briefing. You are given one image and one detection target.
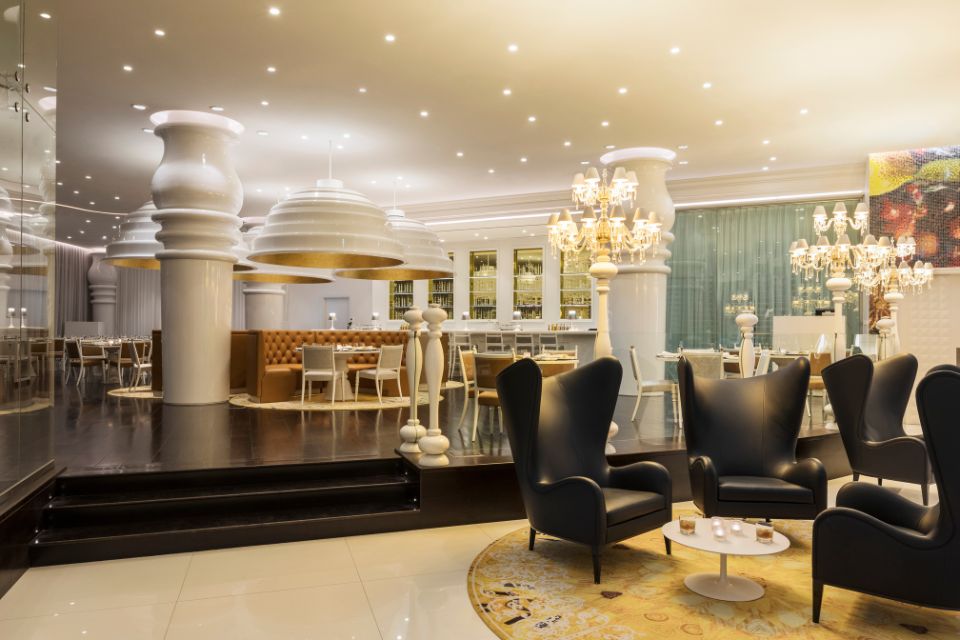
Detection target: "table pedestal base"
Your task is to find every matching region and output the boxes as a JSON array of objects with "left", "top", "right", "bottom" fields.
[{"left": 683, "top": 553, "right": 764, "bottom": 601}]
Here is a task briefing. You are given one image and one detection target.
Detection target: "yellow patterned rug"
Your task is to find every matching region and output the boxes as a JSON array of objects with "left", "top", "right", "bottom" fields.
[{"left": 468, "top": 517, "right": 960, "bottom": 639}]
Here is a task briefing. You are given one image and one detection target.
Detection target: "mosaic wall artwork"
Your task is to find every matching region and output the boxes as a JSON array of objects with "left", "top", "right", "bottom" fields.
[{"left": 869, "top": 145, "right": 960, "bottom": 267}]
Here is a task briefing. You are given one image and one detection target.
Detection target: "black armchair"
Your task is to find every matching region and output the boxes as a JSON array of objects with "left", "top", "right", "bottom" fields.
[
  {"left": 496, "top": 357, "right": 672, "bottom": 584},
  {"left": 812, "top": 367, "right": 960, "bottom": 622},
  {"left": 822, "top": 354, "right": 932, "bottom": 505},
  {"left": 678, "top": 356, "right": 826, "bottom": 519}
]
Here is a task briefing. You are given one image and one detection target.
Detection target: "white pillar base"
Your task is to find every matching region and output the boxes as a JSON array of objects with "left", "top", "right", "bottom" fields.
[
  {"left": 610, "top": 270, "right": 668, "bottom": 395},
  {"left": 160, "top": 258, "right": 233, "bottom": 405},
  {"left": 243, "top": 283, "right": 285, "bottom": 329}
]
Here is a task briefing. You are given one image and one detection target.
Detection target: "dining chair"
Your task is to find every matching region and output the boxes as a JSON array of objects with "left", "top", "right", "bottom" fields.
[
  {"left": 355, "top": 345, "right": 404, "bottom": 403},
  {"left": 110, "top": 340, "right": 137, "bottom": 387},
  {"left": 459, "top": 346, "right": 477, "bottom": 405},
  {"left": 755, "top": 349, "right": 772, "bottom": 376},
  {"left": 129, "top": 341, "right": 152, "bottom": 389},
  {"left": 65, "top": 340, "right": 106, "bottom": 385},
  {"left": 808, "top": 351, "right": 832, "bottom": 425},
  {"left": 472, "top": 352, "right": 516, "bottom": 441},
  {"left": 301, "top": 345, "right": 337, "bottom": 405},
  {"left": 448, "top": 332, "right": 471, "bottom": 379},
  {"left": 681, "top": 351, "right": 724, "bottom": 379},
  {"left": 630, "top": 345, "right": 680, "bottom": 425}
]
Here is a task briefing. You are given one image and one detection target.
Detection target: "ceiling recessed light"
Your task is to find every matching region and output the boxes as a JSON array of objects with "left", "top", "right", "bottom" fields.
[
  {"left": 85, "top": 219, "right": 90, "bottom": 223},
  {"left": 56, "top": 181, "right": 62, "bottom": 186},
  {"left": 487, "top": 168, "right": 495, "bottom": 174},
  {"left": 455, "top": 151, "right": 463, "bottom": 157},
  {"left": 714, "top": 119, "right": 723, "bottom": 126},
  {"left": 300, "top": 134, "right": 308, "bottom": 140},
  {"left": 769, "top": 156, "right": 777, "bottom": 161},
  {"left": 122, "top": 64, "right": 133, "bottom": 72},
  {"left": 370, "top": 180, "right": 377, "bottom": 185},
  {"left": 114, "top": 195, "right": 120, "bottom": 200},
  {"left": 799, "top": 108, "right": 809, "bottom": 115},
  {"left": 209, "top": 105, "right": 224, "bottom": 112},
  {"left": 669, "top": 46, "right": 681, "bottom": 54},
  {"left": 600, "top": 120, "right": 610, "bottom": 127},
  {"left": 420, "top": 110, "right": 429, "bottom": 118},
  {"left": 342, "top": 132, "right": 350, "bottom": 139},
  {"left": 502, "top": 88, "right": 512, "bottom": 96},
  {"left": 762, "top": 166, "right": 770, "bottom": 171},
  {"left": 336, "top": 144, "right": 344, "bottom": 150},
  {"left": 580, "top": 160, "right": 589, "bottom": 165},
  {"left": 678, "top": 144, "right": 689, "bottom": 150},
  {"left": 520, "top": 157, "right": 528, "bottom": 163},
  {"left": 618, "top": 87, "right": 628, "bottom": 95},
  {"left": 358, "top": 87, "right": 367, "bottom": 94},
  {"left": 527, "top": 115, "right": 536, "bottom": 122},
  {"left": 66, "top": 236, "right": 72, "bottom": 239},
  {"left": 384, "top": 33, "right": 396, "bottom": 43},
  {"left": 257, "top": 130, "right": 268, "bottom": 136},
  {"left": 114, "top": 216, "right": 120, "bottom": 219},
  {"left": 483, "top": 236, "right": 489, "bottom": 240},
  {"left": 154, "top": 28, "right": 165, "bottom": 37},
  {"left": 39, "top": 12, "right": 51, "bottom": 19},
  {"left": 474, "top": 233, "right": 479, "bottom": 237},
  {"left": 43, "top": 86, "right": 56, "bottom": 93},
  {"left": 702, "top": 81, "right": 712, "bottom": 89},
  {"left": 142, "top": 128, "right": 153, "bottom": 133},
  {"left": 132, "top": 104, "right": 147, "bottom": 110},
  {"left": 404, "top": 184, "right": 411, "bottom": 189},
  {"left": 762, "top": 139, "right": 771, "bottom": 145},
  {"left": 507, "top": 43, "right": 519, "bottom": 53},
  {"left": 268, "top": 6, "right": 280, "bottom": 16},
  {"left": 678, "top": 160, "right": 689, "bottom": 165},
  {"left": 101, "top": 235, "right": 107, "bottom": 240},
  {"left": 72, "top": 190, "right": 79, "bottom": 194},
  {"left": 256, "top": 188, "right": 262, "bottom": 193},
  {"left": 266, "top": 66, "right": 276, "bottom": 73},
  {"left": 260, "top": 100, "right": 269, "bottom": 106},
  {"left": 84, "top": 175, "right": 91, "bottom": 180},
  {"left": 89, "top": 201, "right": 95, "bottom": 206},
  {"left": 605, "top": 144, "right": 616, "bottom": 150},
  {"left": 563, "top": 140, "right": 571, "bottom": 147},
  {"left": 79, "top": 230, "right": 85, "bottom": 234}
]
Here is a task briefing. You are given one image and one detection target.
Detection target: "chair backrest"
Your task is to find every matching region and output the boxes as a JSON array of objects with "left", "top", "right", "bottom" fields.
[
  {"left": 65, "top": 339, "right": 81, "bottom": 359},
  {"left": 536, "top": 360, "right": 578, "bottom": 378},
  {"left": 770, "top": 353, "right": 801, "bottom": 370},
  {"left": 916, "top": 368, "right": 960, "bottom": 538},
  {"left": 459, "top": 347, "right": 476, "bottom": 385},
  {"left": 120, "top": 341, "right": 137, "bottom": 360},
  {"left": 539, "top": 334, "right": 558, "bottom": 348},
  {"left": 809, "top": 351, "right": 832, "bottom": 376},
  {"left": 131, "top": 341, "right": 149, "bottom": 365},
  {"left": 54, "top": 338, "right": 64, "bottom": 352},
  {"left": 475, "top": 353, "right": 515, "bottom": 390},
  {"left": 302, "top": 345, "right": 334, "bottom": 371},
  {"left": 498, "top": 357, "right": 620, "bottom": 492},
  {"left": 451, "top": 332, "right": 471, "bottom": 346},
  {"left": 678, "top": 355, "right": 810, "bottom": 477},
  {"left": 629, "top": 345, "right": 641, "bottom": 383},
  {"left": 80, "top": 342, "right": 104, "bottom": 358},
  {"left": 683, "top": 352, "right": 724, "bottom": 379},
  {"left": 515, "top": 334, "right": 534, "bottom": 350},
  {"left": 755, "top": 349, "right": 771, "bottom": 376},
  {"left": 377, "top": 345, "right": 404, "bottom": 370},
  {"left": 485, "top": 333, "right": 503, "bottom": 348},
  {"left": 864, "top": 353, "right": 917, "bottom": 441}
]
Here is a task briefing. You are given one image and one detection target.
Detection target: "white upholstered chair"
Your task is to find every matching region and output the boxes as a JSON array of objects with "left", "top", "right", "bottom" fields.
[
  {"left": 355, "top": 345, "right": 404, "bottom": 403},
  {"left": 301, "top": 345, "right": 338, "bottom": 405}
]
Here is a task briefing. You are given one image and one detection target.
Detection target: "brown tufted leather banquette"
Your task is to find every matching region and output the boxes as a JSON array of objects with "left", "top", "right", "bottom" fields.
[{"left": 248, "top": 330, "right": 448, "bottom": 403}]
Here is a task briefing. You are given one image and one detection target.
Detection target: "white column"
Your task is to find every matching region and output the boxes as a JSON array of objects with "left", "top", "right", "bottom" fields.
[
  {"left": 603, "top": 148, "right": 676, "bottom": 395},
  {"left": 418, "top": 304, "right": 449, "bottom": 466},
  {"left": 88, "top": 253, "right": 118, "bottom": 336},
  {"left": 243, "top": 283, "right": 285, "bottom": 329},
  {"left": 736, "top": 313, "right": 759, "bottom": 377},
  {"left": 876, "top": 317, "right": 895, "bottom": 360},
  {"left": 825, "top": 276, "right": 851, "bottom": 363},
  {"left": 589, "top": 255, "right": 620, "bottom": 454},
  {"left": 150, "top": 110, "right": 244, "bottom": 406},
  {"left": 883, "top": 289, "right": 904, "bottom": 355},
  {"left": 399, "top": 306, "right": 426, "bottom": 453}
]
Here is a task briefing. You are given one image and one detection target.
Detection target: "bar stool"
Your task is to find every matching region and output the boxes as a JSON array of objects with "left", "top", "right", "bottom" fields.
[
  {"left": 448, "top": 332, "right": 471, "bottom": 379},
  {"left": 539, "top": 333, "right": 559, "bottom": 353},
  {"left": 484, "top": 332, "right": 504, "bottom": 352},
  {"left": 515, "top": 333, "right": 535, "bottom": 356}
]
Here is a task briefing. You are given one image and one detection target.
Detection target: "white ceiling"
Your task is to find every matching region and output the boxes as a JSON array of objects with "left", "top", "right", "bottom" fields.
[{"left": 51, "top": 0, "right": 960, "bottom": 247}]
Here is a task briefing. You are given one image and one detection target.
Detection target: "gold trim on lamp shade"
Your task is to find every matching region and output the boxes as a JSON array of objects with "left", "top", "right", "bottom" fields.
[
  {"left": 335, "top": 265, "right": 452, "bottom": 280},
  {"left": 232, "top": 262, "right": 255, "bottom": 272},
  {"left": 233, "top": 271, "right": 332, "bottom": 284},
  {"left": 250, "top": 251, "right": 402, "bottom": 269},
  {"left": 104, "top": 256, "right": 161, "bottom": 270}
]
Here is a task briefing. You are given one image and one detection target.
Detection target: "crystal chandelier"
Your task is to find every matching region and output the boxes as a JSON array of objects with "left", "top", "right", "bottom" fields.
[
  {"left": 789, "top": 202, "right": 933, "bottom": 295},
  {"left": 547, "top": 166, "right": 662, "bottom": 263}
]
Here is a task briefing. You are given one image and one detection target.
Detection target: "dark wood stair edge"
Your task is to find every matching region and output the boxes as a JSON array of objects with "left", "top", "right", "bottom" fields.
[{"left": 30, "top": 507, "right": 422, "bottom": 566}]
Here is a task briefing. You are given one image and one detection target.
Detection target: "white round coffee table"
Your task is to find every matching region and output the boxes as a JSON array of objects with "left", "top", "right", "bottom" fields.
[{"left": 662, "top": 518, "right": 789, "bottom": 601}]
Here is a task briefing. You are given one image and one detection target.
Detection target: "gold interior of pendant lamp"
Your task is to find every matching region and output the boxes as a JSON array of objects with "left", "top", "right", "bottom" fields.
[
  {"left": 105, "top": 257, "right": 160, "bottom": 270},
  {"left": 233, "top": 270, "right": 333, "bottom": 284}
]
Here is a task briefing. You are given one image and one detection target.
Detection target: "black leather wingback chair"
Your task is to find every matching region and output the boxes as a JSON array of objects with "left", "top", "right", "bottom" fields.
[
  {"left": 497, "top": 357, "right": 672, "bottom": 584},
  {"left": 812, "top": 367, "right": 960, "bottom": 622},
  {"left": 822, "top": 354, "right": 931, "bottom": 505},
  {"left": 678, "top": 356, "right": 826, "bottom": 519}
]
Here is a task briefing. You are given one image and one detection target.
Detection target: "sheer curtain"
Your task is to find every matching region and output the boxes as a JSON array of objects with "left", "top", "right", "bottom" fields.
[
  {"left": 116, "top": 268, "right": 162, "bottom": 336},
  {"left": 667, "top": 199, "right": 863, "bottom": 351},
  {"left": 53, "top": 242, "right": 91, "bottom": 335}
]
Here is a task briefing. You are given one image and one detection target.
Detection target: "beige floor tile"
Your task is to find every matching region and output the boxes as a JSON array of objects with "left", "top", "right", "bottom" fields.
[
  {"left": 347, "top": 524, "right": 493, "bottom": 581},
  {"left": 0, "top": 603, "right": 173, "bottom": 640},
  {"left": 165, "top": 582, "right": 380, "bottom": 640},
  {"left": 0, "top": 554, "right": 191, "bottom": 619},
  {"left": 364, "top": 570, "right": 495, "bottom": 640},
  {"left": 476, "top": 519, "right": 528, "bottom": 541},
  {"left": 178, "top": 538, "right": 359, "bottom": 601}
]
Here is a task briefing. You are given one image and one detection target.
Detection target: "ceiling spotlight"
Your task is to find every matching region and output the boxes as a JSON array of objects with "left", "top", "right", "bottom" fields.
[
  {"left": 358, "top": 87, "right": 367, "bottom": 94},
  {"left": 66, "top": 236, "right": 72, "bottom": 240},
  {"left": 56, "top": 181, "right": 62, "bottom": 185},
  {"left": 266, "top": 65, "right": 276, "bottom": 73},
  {"left": 39, "top": 12, "right": 51, "bottom": 19},
  {"left": 209, "top": 105, "right": 224, "bottom": 112},
  {"left": 487, "top": 168, "right": 495, "bottom": 174},
  {"left": 300, "top": 134, "right": 308, "bottom": 140},
  {"left": 114, "top": 216, "right": 120, "bottom": 219},
  {"left": 268, "top": 6, "right": 280, "bottom": 16},
  {"left": 563, "top": 141, "right": 571, "bottom": 147},
  {"left": 257, "top": 130, "right": 268, "bottom": 136},
  {"left": 85, "top": 219, "right": 91, "bottom": 223},
  {"left": 114, "top": 195, "right": 120, "bottom": 200},
  {"left": 154, "top": 28, "right": 165, "bottom": 37},
  {"left": 384, "top": 33, "right": 396, "bottom": 43},
  {"left": 43, "top": 85, "right": 56, "bottom": 92},
  {"left": 132, "top": 104, "right": 147, "bottom": 110},
  {"left": 84, "top": 175, "right": 91, "bottom": 180},
  {"left": 600, "top": 120, "right": 610, "bottom": 127},
  {"left": 762, "top": 139, "right": 771, "bottom": 145},
  {"left": 336, "top": 144, "right": 344, "bottom": 150},
  {"left": 420, "top": 110, "right": 429, "bottom": 118},
  {"left": 678, "top": 160, "right": 689, "bottom": 165},
  {"left": 142, "top": 128, "right": 153, "bottom": 133},
  {"left": 762, "top": 166, "right": 770, "bottom": 171},
  {"left": 678, "top": 144, "right": 689, "bottom": 150},
  {"left": 799, "top": 108, "right": 809, "bottom": 115},
  {"left": 618, "top": 87, "right": 628, "bottom": 95},
  {"left": 342, "top": 132, "right": 350, "bottom": 139},
  {"left": 260, "top": 100, "right": 269, "bottom": 106},
  {"left": 89, "top": 201, "right": 95, "bottom": 205},
  {"left": 769, "top": 156, "right": 777, "bottom": 161},
  {"left": 370, "top": 180, "right": 377, "bottom": 185},
  {"left": 669, "top": 46, "right": 680, "bottom": 54},
  {"left": 502, "top": 88, "right": 512, "bottom": 96},
  {"left": 256, "top": 188, "right": 262, "bottom": 193},
  {"left": 714, "top": 119, "right": 723, "bottom": 126},
  {"left": 527, "top": 115, "right": 536, "bottom": 122},
  {"left": 605, "top": 145, "right": 615, "bottom": 150},
  {"left": 101, "top": 235, "right": 107, "bottom": 240},
  {"left": 122, "top": 64, "right": 133, "bottom": 72},
  {"left": 79, "top": 230, "right": 85, "bottom": 234},
  {"left": 580, "top": 160, "right": 589, "bottom": 165},
  {"left": 520, "top": 157, "right": 528, "bottom": 163},
  {"left": 72, "top": 190, "right": 79, "bottom": 194},
  {"left": 507, "top": 43, "right": 519, "bottom": 53},
  {"left": 702, "top": 81, "right": 712, "bottom": 89},
  {"left": 456, "top": 151, "right": 464, "bottom": 157}
]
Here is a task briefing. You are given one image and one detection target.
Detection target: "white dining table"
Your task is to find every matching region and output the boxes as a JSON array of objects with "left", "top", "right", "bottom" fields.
[{"left": 297, "top": 346, "right": 382, "bottom": 401}]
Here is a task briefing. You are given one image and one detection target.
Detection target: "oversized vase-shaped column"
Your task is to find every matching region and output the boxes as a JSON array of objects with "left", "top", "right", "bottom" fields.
[
  {"left": 418, "top": 304, "right": 449, "bottom": 466},
  {"left": 876, "top": 317, "right": 895, "bottom": 360},
  {"left": 243, "top": 283, "right": 285, "bottom": 329},
  {"left": 399, "top": 307, "right": 426, "bottom": 453},
  {"left": 589, "top": 255, "right": 620, "bottom": 454},
  {"left": 883, "top": 289, "right": 904, "bottom": 355},
  {"left": 603, "top": 148, "right": 676, "bottom": 395},
  {"left": 88, "top": 253, "right": 118, "bottom": 336},
  {"left": 825, "top": 276, "right": 851, "bottom": 363},
  {"left": 736, "top": 313, "right": 759, "bottom": 377},
  {"left": 149, "top": 110, "right": 244, "bottom": 405}
]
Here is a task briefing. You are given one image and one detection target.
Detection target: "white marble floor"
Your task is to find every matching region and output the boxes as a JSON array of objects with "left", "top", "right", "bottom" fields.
[{"left": 0, "top": 475, "right": 935, "bottom": 639}]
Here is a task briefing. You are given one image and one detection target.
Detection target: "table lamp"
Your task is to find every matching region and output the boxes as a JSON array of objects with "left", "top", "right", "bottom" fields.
[{"left": 328, "top": 311, "right": 336, "bottom": 330}]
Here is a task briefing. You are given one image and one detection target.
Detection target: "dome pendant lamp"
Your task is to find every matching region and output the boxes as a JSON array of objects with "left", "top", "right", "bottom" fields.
[
  {"left": 104, "top": 201, "right": 163, "bottom": 269},
  {"left": 234, "top": 221, "right": 333, "bottom": 284},
  {"left": 249, "top": 143, "right": 403, "bottom": 269}
]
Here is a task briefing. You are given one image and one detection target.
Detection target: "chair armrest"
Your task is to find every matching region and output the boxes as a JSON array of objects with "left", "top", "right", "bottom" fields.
[
  {"left": 835, "top": 481, "right": 931, "bottom": 531},
  {"left": 608, "top": 461, "right": 672, "bottom": 500},
  {"left": 530, "top": 476, "right": 605, "bottom": 545},
  {"left": 864, "top": 436, "right": 928, "bottom": 464},
  {"left": 814, "top": 505, "right": 938, "bottom": 554},
  {"left": 689, "top": 456, "right": 718, "bottom": 514},
  {"left": 777, "top": 457, "right": 827, "bottom": 512}
]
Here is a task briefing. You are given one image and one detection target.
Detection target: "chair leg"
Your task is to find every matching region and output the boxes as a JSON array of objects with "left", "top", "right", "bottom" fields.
[
  {"left": 498, "top": 407, "right": 504, "bottom": 433},
  {"left": 376, "top": 377, "right": 382, "bottom": 404},
  {"left": 472, "top": 399, "right": 480, "bottom": 442},
  {"left": 591, "top": 546, "right": 602, "bottom": 584},
  {"left": 852, "top": 472, "right": 860, "bottom": 482},
  {"left": 301, "top": 375, "right": 306, "bottom": 406},
  {"left": 812, "top": 579, "right": 824, "bottom": 623},
  {"left": 922, "top": 482, "right": 929, "bottom": 506},
  {"left": 877, "top": 477, "right": 883, "bottom": 486},
  {"left": 664, "top": 536, "right": 671, "bottom": 555},
  {"left": 528, "top": 528, "right": 536, "bottom": 551},
  {"left": 354, "top": 371, "right": 360, "bottom": 401},
  {"left": 630, "top": 391, "right": 641, "bottom": 421}
]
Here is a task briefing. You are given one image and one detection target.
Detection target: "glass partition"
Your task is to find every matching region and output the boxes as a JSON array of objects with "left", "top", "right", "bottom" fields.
[
  {"left": 512, "top": 248, "right": 542, "bottom": 319},
  {"left": 666, "top": 199, "right": 864, "bottom": 351},
  {"left": 469, "top": 250, "right": 496, "bottom": 320}
]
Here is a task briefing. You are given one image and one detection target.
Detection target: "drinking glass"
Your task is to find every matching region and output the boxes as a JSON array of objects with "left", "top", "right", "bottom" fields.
[
  {"left": 679, "top": 515, "right": 696, "bottom": 535},
  {"left": 756, "top": 521, "right": 774, "bottom": 543}
]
